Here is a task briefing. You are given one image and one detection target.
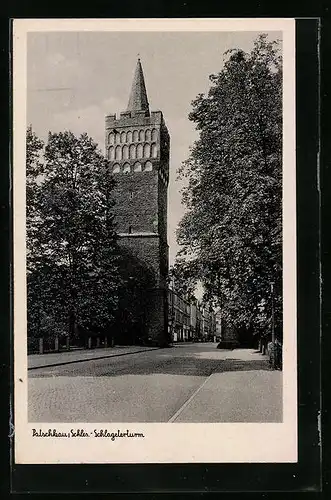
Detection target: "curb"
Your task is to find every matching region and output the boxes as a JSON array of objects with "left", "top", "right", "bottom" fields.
[{"left": 28, "top": 347, "right": 160, "bottom": 371}]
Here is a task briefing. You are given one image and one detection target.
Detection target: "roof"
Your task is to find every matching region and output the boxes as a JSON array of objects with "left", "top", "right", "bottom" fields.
[{"left": 126, "top": 58, "right": 150, "bottom": 115}]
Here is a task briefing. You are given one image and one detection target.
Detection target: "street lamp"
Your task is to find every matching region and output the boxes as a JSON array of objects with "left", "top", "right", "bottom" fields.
[
  {"left": 270, "top": 281, "right": 275, "bottom": 369},
  {"left": 270, "top": 282, "right": 275, "bottom": 344}
]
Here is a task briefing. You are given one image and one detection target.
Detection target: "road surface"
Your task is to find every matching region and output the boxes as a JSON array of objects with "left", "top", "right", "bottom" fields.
[{"left": 28, "top": 343, "right": 282, "bottom": 423}]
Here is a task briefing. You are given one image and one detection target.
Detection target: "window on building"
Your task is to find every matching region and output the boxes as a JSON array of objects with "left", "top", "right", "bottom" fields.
[
  {"left": 151, "top": 128, "right": 158, "bottom": 141},
  {"left": 133, "top": 130, "right": 139, "bottom": 142},
  {"left": 128, "top": 225, "right": 133, "bottom": 234},
  {"left": 108, "top": 146, "right": 114, "bottom": 160},
  {"left": 112, "top": 163, "right": 120, "bottom": 174},
  {"left": 139, "top": 130, "right": 145, "bottom": 142},
  {"left": 108, "top": 132, "right": 114, "bottom": 145},
  {"left": 115, "top": 133, "right": 121, "bottom": 144},
  {"left": 145, "top": 129, "right": 151, "bottom": 141},
  {"left": 137, "top": 144, "right": 143, "bottom": 159},
  {"left": 120, "top": 131, "right": 126, "bottom": 143},
  {"left": 115, "top": 145, "right": 122, "bottom": 160},
  {"left": 143, "top": 143, "right": 151, "bottom": 158},
  {"left": 123, "top": 163, "right": 131, "bottom": 173},
  {"left": 151, "top": 143, "right": 157, "bottom": 158},
  {"left": 129, "top": 191, "right": 134, "bottom": 199},
  {"left": 127, "top": 131, "right": 132, "bottom": 143},
  {"left": 129, "top": 144, "right": 136, "bottom": 159},
  {"left": 144, "top": 161, "right": 153, "bottom": 172},
  {"left": 122, "top": 145, "right": 129, "bottom": 160},
  {"left": 133, "top": 162, "right": 142, "bottom": 172}
]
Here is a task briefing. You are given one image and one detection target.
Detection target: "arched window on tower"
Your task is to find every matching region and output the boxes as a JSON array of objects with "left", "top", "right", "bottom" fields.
[
  {"left": 129, "top": 144, "right": 136, "bottom": 159},
  {"left": 122, "top": 145, "right": 129, "bottom": 160},
  {"left": 151, "top": 143, "right": 157, "bottom": 158},
  {"left": 120, "top": 131, "right": 126, "bottom": 143},
  {"left": 108, "top": 132, "right": 114, "bottom": 145},
  {"left": 151, "top": 128, "right": 158, "bottom": 141},
  {"left": 108, "top": 146, "right": 115, "bottom": 161},
  {"left": 128, "top": 225, "right": 133, "bottom": 234},
  {"left": 144, "top": 161, "right": 153, "bottom": 172},
  {"left": 137, "top": 144, "right": 143, "bottom": 159},
  {"left": 139, "top": 130, "right": 145, "bottom": 142},
  {"left": 143, "top": 143, "right": 151, "bottom": 158},
  {"left": 127, "top": 131, "right": 132, "bottom": 143},
  {"left": 145, "top": 129, "right": 151, "bottom": 142},
  {"left": 134, "top": 162, "right": 142, "bottom": 172},
  {"left": 133, "top": 130, "right": 139, "bottom": 142},
  {"left": 123, "top": 162, "right": 131, "bottom": 174},
  {"left": 115, "top": 133, "right": 121, "bottom": 144},
  {"left": 113, "top": 163, "right": 120, "bottom": 174},
  {"left": 115, "top": 145, "right": 122, "bottom": 160}
]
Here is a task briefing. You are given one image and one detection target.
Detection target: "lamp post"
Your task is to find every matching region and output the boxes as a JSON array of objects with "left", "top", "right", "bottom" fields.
[
  {"left": 270, "top": 281, "right": 275, "bottom": 369},
  {"left": 270, "top": 282, "right": 275, "bottom": 344}
]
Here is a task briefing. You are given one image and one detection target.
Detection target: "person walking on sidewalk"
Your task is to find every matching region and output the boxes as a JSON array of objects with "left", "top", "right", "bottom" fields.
[
  {"left": 274, "top": 338, "right": 282, "bottom": 370},
  {"left": 267, "top": 339, "right": 275, "bottom": 368},
  {"left": 267, "top": 338, "right": 282, "bottom": 370}
]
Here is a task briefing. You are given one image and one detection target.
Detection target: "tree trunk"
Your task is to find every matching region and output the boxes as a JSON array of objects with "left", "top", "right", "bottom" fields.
[{"left": 68, "top": 309, "right": 76, "bottom": 343}]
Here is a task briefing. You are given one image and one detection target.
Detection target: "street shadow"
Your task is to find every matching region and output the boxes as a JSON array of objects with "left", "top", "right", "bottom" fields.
[{"left": 29, "top": 347, "right": 274, "bottom": 378}]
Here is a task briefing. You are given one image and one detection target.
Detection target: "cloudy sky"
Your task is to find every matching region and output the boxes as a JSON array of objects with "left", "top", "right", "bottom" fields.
[{"left": 27, "top": 30, "right": 281, "bottom": 266}]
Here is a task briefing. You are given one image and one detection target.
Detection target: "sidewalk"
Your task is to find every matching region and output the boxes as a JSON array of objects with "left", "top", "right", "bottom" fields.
[
  {"left": 28, "top": 345, "right": 159, "bottom": 370},
  {"left": 172, "top": 349, "right": 282, "bottom": 423}
]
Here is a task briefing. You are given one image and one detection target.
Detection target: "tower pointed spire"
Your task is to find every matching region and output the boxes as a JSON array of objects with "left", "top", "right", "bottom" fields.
[{"left": 127, "top": 58, "right": 150, "bottom": 115}]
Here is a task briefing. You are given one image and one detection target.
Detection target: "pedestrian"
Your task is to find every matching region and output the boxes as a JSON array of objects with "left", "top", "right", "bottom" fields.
[
  {"left": 274, "top": 338, "right": 282, "bottom": 370},
  {"left": 267, "top": 339, "right": 275, "bottom": 368}
]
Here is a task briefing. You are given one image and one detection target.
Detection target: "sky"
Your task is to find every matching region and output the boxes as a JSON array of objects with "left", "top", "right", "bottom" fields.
[{"left": 27, "top": 30, "right": 281, "bottom": 267}]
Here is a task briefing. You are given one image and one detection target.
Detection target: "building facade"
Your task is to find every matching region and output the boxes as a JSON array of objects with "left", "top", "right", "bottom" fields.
[
  {"left": 168, "top": 286, "right": 216, "bottom": 343},
  {"left": 105, "top": 59, "right": 170, "bottom": 347},
  {"left": 168, "top": 286, "right": 190, "bottom": 342},
  {"left": 215, "top": 308, "right": 222, "bottom": 340},
  {"left": 200, "top": 305, "right": 216, "bottom": 340}
]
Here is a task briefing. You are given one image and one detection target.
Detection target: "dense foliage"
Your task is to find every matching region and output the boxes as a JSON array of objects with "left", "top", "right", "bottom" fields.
[
  {"left": 26, "top": 128, "right": 121, "bottom": 341},
  {"left": 176, "top": 35, "right": 283, "bottom": 340}
]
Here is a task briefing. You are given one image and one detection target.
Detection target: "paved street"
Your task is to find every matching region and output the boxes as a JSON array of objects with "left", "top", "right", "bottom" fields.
[
  {"left": 28, "top": 345, "right": 158, "bottom": 369},
  {"left": 28, "top": 343, "right": 282, "bottom": 423}
]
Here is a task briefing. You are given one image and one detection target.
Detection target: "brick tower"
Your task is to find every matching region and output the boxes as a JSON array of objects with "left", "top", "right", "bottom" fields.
[{"left": 105, "top": 59, "right": 170, "bottom": 347}]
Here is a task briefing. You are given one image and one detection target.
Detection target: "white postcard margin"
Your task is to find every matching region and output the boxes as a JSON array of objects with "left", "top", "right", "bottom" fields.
[{"left": 13, "top": 18, "right": 297, "bottom": 464}]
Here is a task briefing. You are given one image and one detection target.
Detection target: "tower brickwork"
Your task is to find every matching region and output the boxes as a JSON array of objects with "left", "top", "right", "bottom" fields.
[{"left": 105, "top": 59, "right": 170, "bottom": 346}]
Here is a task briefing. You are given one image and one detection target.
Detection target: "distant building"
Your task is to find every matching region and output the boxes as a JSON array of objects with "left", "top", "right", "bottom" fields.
[
  {"left": 168, "top": 285, "right": 191, "bottom": 342},
  {"left": 201, "top": 305, "right": 217, "bottom": 340},
  {"left": 189, "top": 298, "right": 198, "bottom": 339},
  {"left": 168, "top": 285, "right": 216, "bottom": 343},
  {"left": 215, "top": 309, "right": 222, "bottom": 339}
]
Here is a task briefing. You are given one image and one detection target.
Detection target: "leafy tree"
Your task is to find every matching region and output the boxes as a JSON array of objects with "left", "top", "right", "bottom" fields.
[
  {"left": 26, "top": 129, "right": 121, "bottom": 340},
  {"left": 168, "top": 260, "right": 198, "bottom": 301},
  {"left": 176, "top": 35, "right": 282, "bottom": 341},
  {"left": 26, "top": 126, "right": 44, "bottom": 268},
  {"left": 26, "top": 126, "right": 47, "bottom": 338}
]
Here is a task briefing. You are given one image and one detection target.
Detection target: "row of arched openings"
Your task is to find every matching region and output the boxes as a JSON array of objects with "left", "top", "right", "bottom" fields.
[
  {"left": 113, "top": 161, "right": 153, "bottom": 174},
  {"left": 108, "top": 143, "right": 157, "bottom": 161},
  {"left": 108, "top": 128, "right": 158, "bottom": 145}
]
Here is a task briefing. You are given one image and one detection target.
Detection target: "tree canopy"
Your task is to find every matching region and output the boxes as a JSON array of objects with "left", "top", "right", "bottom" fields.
[
  {"left": 176, "top": 35, "right": 283, "bottom": 338},
  {"left": 26, "top": 128, "right": 121, "bottom": 340}
]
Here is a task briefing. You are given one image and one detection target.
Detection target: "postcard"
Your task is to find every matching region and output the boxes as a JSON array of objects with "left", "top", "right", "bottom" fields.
[{"left": 13, "top": 18, "right": 296, "bottom": 464}]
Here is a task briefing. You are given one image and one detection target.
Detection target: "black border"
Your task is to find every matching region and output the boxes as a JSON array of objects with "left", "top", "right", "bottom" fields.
[
  {"left": 321, "top": 9, "right": 331, "bottom": 499},
  {"left": 7, "top": 17, "right": 321, "bottom": 494}
]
